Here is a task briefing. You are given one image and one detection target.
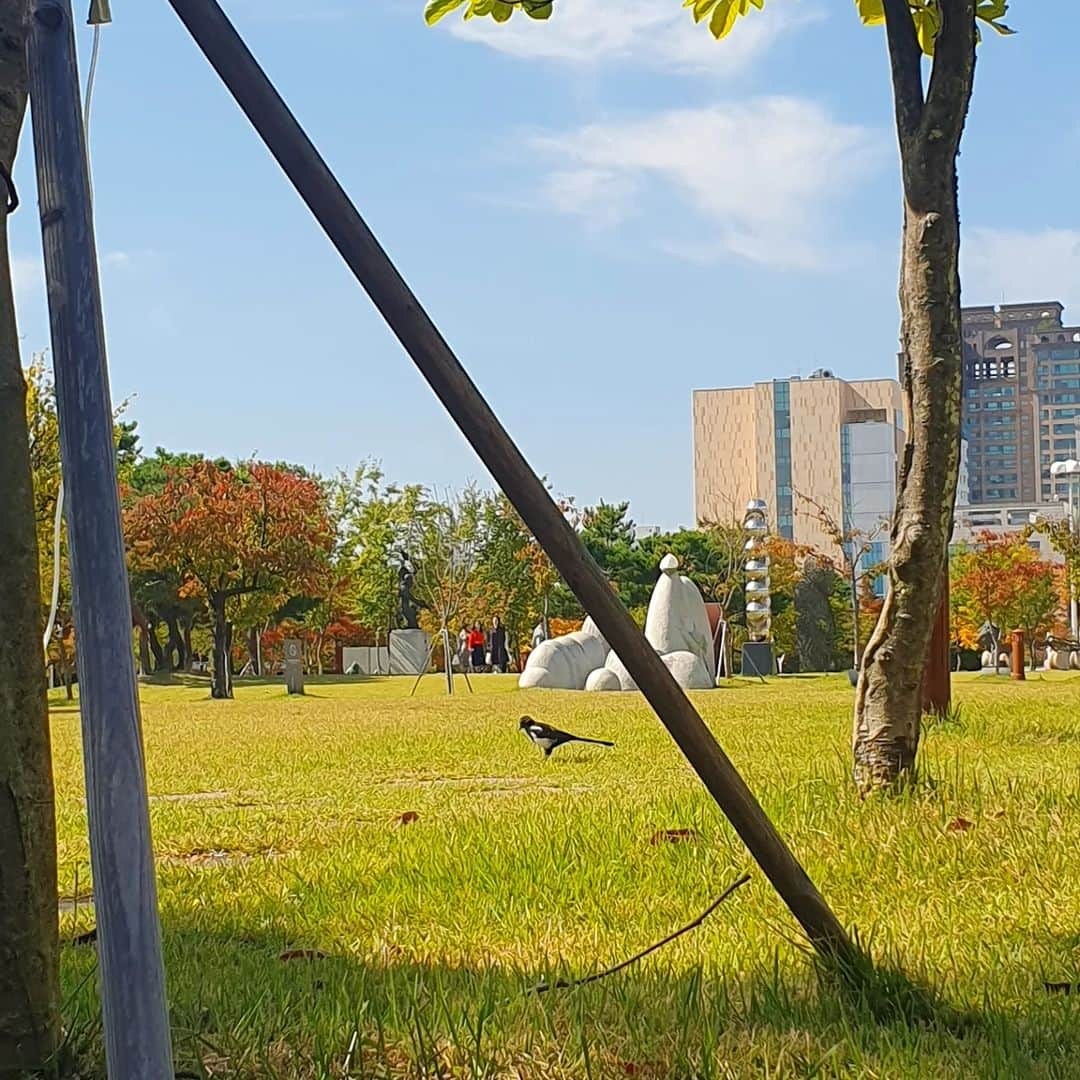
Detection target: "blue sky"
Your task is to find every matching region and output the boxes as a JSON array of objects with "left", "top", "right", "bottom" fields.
[{"left": 11, "top": 0, "right": 1079, "bottom": 528}]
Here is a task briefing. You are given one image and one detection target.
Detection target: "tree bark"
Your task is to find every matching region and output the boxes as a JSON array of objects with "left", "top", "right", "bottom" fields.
[
  {"left": 854, "top": 1, "right": 975, "bottom": 792},
  {"left": 210, "top": 594, "right": 233, "bottom": 698},
  {"left": 164, "top": 614, "right": 183, "bottom": 672},
  {"left": 56, "top": 628, "right": 73, "bottom": 701},
  {"left": 246, "top": 626, "right": 260, "bottom": 675},
  {"left": 132, "top": 599, "right": 152, "bottom": 676},
  {"left": 146, "top": 619, "right": 165, "bottom": 672},
  {"left": 0, "top": 2, "right": 61, "bottom": 1069},
  {"left": 181, "top": 619, "right": 193, "bottom": 672}
]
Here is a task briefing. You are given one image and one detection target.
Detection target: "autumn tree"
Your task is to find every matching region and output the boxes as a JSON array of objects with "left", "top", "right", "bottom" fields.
[
  {"left": 124, "top": 460, "right": 334, "bottom": 698},
  {"left": 951, "top": 531, "right": 1061, "bottom": 670},
  {"left": 27, "top": 357, "right": 140, "bottom": 688},
  {"left": 425, "top": 0, "right": 1015, "bottom": 790}
]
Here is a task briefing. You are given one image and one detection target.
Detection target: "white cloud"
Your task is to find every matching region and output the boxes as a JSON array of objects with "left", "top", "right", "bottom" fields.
[
  {"left": 526, "top": 97, "right": 884, "bottom": 268},
  {"left": 962, "top": 227, "right": 1080, "bottom": 315},
  {"left": 446, "top": 0, "right": 813, "bottom": 75}
]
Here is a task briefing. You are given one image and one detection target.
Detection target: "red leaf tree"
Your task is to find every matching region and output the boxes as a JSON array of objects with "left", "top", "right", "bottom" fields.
[{"left": 124, "top": 460, "right": 333, "bottom": 697}]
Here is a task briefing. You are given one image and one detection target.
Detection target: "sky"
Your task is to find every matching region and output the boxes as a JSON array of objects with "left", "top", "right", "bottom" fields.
[{"left": 11, "top": 0, "right": 1080, "bottom": 529}]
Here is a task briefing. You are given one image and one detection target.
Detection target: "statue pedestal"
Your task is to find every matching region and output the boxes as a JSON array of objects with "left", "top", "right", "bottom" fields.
[
  {"left": 741, "top": 641, "right": 774, "bottom": 678},
  {"left": 389, "top": 629, "right": 430, "bottom": 675}
]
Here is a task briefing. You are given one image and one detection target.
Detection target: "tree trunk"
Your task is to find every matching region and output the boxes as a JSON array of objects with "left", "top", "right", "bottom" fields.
[
  {"left": 210, "top": 595, "right": 233, "bottom": 699},
  {"left": 854, "top": 2, "right": 975, "bottom": 792},
  {"left": 0, "top": 2, "right": 61, "bottom": 1066},
  {"left": 146, "top": 620, "right": 165, "bottom": 672},
  {"left": 246, "top": 626, "right": 260, "bottom": 675},
  {"left": 56, "top": 629, "right": 73, "bottom": 701},
  {"left": 315, "top": 630, "right": 325, "bottom": 676},
  {"left": 181, "top": 619, "right": 193, "bottom": 672},
  {"left": 164, "top": 614, "right": 182, "bottom": 672},
  {"left": 132, "top": 599, "right": 152, "bottom": 676}
]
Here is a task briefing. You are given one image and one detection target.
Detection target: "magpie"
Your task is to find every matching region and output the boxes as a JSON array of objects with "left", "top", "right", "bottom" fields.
[{"left": 518, "top": 715, "right": 614, "bottom": 757}]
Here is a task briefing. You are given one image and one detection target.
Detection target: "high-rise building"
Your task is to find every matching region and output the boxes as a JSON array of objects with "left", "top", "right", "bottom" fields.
[
  {"left": 961, "top": 301, "right": 1080, "bottom": 504},
  {"left": 692, "top": 371, "right": 904, "bottom": 564}
]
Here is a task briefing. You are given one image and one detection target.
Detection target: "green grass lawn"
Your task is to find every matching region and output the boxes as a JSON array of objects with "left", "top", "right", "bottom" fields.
[{"left": 50, "top": 673, "right": 1080, "bottom": 1078}]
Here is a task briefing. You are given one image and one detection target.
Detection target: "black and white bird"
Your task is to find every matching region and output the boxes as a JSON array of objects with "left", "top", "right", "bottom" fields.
[{"left": 518, "top": 715, "right": 614, "bottom": 757}]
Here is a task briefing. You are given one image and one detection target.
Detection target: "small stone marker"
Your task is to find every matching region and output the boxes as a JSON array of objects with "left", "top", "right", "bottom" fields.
[{"left": 283, "top": 638, "right": 304, "bottom": 695}]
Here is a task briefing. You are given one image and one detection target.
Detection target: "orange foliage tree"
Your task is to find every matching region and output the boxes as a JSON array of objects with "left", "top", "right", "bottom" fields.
[
  {"left": 950, "top": 530, "right": 1061, "bottom": 670},
  {"left": 124, "top": 460, "right": 333, "bottom": 698}
]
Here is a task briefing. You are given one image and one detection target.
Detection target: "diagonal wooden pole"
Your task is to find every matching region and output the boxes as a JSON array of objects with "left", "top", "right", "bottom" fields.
[
  {"left": 27, "top": 1, "right": 174, "bottom": 1076},
  {"left": 165, "top": 0, "right": 856, "bottom": 961}
]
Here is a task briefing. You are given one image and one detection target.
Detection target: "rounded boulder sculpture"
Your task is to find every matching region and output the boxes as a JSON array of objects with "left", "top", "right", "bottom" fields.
[{"left": 517, "top": 554, "right": 716, "bottom": 692}]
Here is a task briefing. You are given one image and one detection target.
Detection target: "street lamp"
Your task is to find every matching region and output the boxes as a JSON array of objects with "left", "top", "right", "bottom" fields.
[{"left": 1049, "top": 458, "right": 1080, "bottom": 639}]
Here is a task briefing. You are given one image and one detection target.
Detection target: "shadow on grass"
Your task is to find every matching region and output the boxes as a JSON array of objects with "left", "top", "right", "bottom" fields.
[{"left": 58, "top": 918, "right": 1078, "bottom": 1079}]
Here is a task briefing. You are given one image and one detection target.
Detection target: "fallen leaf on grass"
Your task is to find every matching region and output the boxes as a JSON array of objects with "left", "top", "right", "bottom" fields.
[
  {"left": 946, "top": 817, "right": 974, "bottom": 834},
  {"left": 279, "top": 949, "right": 327, "bottom": 962},
  {"left": 394, "top": 811, "right": 420, "bottom": 826},
  {"left": 649, "top": 828, "right": 699, "bottom": 845}
]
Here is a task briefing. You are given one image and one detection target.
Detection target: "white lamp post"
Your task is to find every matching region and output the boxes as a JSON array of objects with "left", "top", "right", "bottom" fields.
[{"left": 1050, "top": 458, "right": 1080, "bottom": 639}]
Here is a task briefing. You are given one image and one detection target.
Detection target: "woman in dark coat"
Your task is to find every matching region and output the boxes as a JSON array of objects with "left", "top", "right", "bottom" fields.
[{"left": 488, "top": 616, "right": 509, "bottom": 674}]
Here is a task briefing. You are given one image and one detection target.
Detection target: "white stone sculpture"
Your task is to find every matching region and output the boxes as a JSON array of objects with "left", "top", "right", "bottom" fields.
[
  {"left": 644, "top": 553, "right": 714, "bottom": 675},
  {"left": 518, "top": 554, "right": 718, "bottom": 693},
  {"left": 660, "top": 650, "right": 714, "bottom": 690},
  {"left": 517, "top": 617, "right": 608, "bottom": 690}
]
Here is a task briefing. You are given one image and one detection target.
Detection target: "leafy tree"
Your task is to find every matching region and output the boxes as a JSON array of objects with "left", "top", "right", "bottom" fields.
[
  {"left": 26, "top": 358, "right": 140, "bottom": 689},
  {"left": 950, "top": 531, "right": 1059, "bottom": 671},
  {"left": 123, "top": 448, "right": 214, "bottom": 674},
  {"left": 795, "top": 559, "right": 844, "bottom": 672},
  {"left": 800, "top": 492, "right": 889, "bottom": 671},
  {"left": 124, "top": 460, "right": 334, "bottom": 698},
  {"left": 1008, "top": 559, "right": 1061, "bottom": 669},
  {"left": 337, "top": 462, "right": 429, "bottom": 638},
  {"left": 425, "top": 0, "right": 1016, "bottom": 790},
  {"left": 409, "top": 486, "right": 484, "bottom": 633}
]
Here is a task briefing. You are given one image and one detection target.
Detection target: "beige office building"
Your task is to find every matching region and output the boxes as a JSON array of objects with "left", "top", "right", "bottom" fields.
[{"left": 692, "top": 372, "right": 904, "bottom": 559}]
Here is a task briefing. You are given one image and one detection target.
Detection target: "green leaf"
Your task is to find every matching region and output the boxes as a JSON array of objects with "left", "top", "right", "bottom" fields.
[
  {"left": 854, "top": 0, "right": 884, "bottom": 26},
  {"left": 709, "top": 0, "right": 740, "bottom": 39},
  {"left": 491, "top": 0, "right": 513, "bottom": 22},
  {"left": 912, "top": 5, "right": 939, "bottom": 56},
  {"left": 424, "top": 0, "right": 466, "bottom": 25},
  {"left": 526, "top": 2, "right": 553, "bottom": 18},
  {"left": 464, "top": 0, "right": 495, "bottom": 20}
]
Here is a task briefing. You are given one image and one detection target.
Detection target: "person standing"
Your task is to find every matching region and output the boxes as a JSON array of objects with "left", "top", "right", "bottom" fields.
[
  {"left": 467, "top": 622, "right": 486, "bottom": 672},
  {"left": 456, "top": 626, "right": 469, "bottom": 671},
  {"left": 488, "top": 615, "right": 509, "bottom": 674}
]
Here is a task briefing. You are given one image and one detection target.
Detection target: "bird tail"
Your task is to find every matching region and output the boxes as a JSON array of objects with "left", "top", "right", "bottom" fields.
[{"left": 574, "top": 736, "right": 614, "bottom": 748}]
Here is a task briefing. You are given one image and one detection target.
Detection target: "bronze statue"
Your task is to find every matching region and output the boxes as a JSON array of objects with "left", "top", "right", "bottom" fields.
[{"left": 397, "top": 551, "right": 419, "bottom": 629}]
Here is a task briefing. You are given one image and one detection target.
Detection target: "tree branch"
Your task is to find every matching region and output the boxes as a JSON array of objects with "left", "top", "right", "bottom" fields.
[
  {"left": 882, "top": 0, "right": 925, "bottom": 144},
  {"left": 528, "top": 873, "right": 751, "bottom": 995},
  {"left": 922, "top": 0, "right": 977, "bottom": 150}
]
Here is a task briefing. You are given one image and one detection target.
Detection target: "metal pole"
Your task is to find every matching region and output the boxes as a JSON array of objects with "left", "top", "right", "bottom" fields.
[
  {"left": 26, "top": 3, "right": 174, "bottom": 1076},
  {"left": 165, "top": 0, "right": 854, "bottom": 960}
]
